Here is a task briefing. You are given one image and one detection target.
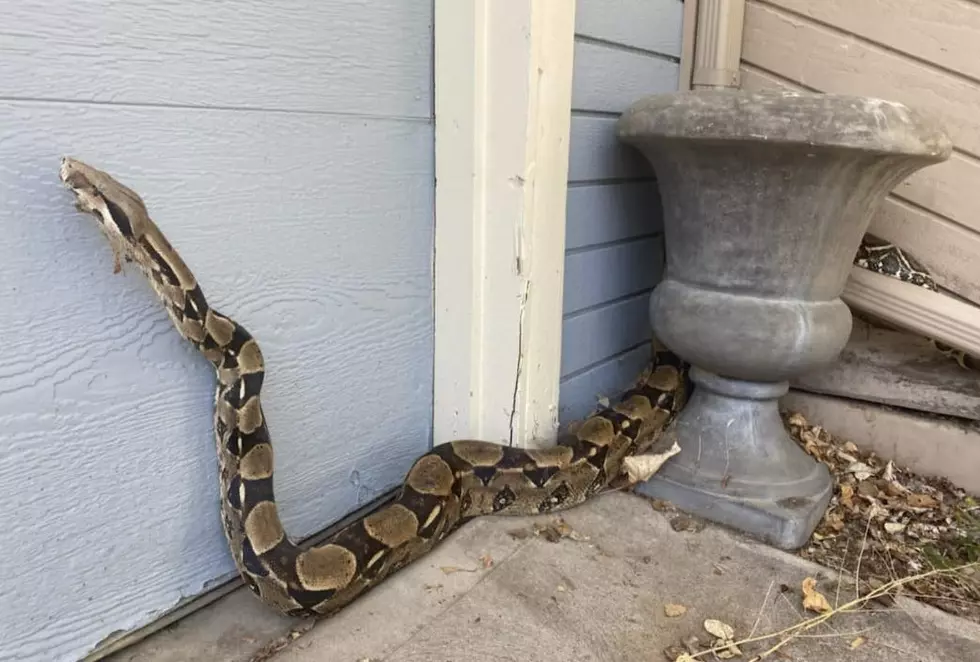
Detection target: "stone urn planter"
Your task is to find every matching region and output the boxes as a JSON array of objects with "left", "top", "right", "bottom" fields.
[{"left": 616, "top": 89, "right": 951, "bottom": 549}]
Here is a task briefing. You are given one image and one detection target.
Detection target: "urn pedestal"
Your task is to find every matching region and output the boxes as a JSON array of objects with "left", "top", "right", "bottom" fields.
[{"left": 617, "top": 90, "right": 951, "bottom": 549}]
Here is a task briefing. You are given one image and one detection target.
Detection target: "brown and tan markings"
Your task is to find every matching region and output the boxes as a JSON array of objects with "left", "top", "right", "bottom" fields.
[{"left": 59, "top": 156, "right": 693, "bottom": 618}]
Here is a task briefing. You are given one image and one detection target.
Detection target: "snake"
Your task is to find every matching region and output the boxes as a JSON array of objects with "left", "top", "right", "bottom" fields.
[
  {"left": 58, "top": 156, "right": 693, "bottom": 619},
  {"left": 853, "top": 233, "right": 976, "bottom": 370},
  {"left": 58, "top": 156, "right": 966, "bottom": 621}
]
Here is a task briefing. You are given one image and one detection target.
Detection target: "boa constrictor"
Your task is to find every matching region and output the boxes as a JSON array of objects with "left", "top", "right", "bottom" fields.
[
  {"left": 58, "top": 157, "right": 964, "bottom": 620},
  {"left": 59, "top": 157, "right": 693, "bottom": 618}
]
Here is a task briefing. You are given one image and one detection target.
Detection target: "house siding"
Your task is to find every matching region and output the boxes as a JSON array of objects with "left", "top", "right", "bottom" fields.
[
  {"left": 558, "top": 0, "right": 684, "bottom": 425},
  {"left": 0, "top": 2, "right": 434, "bottom": 660},
  {"left": 740, "top": 0, "right": 980, "bottom": 307}
]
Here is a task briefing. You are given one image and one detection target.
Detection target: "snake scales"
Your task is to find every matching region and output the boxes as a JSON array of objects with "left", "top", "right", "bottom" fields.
[
  {"left": 59, "top": 157, "right": 693, "bottom": 618},
  {"left": 59, "top": 157, "right": 968, "bottom": 620}
]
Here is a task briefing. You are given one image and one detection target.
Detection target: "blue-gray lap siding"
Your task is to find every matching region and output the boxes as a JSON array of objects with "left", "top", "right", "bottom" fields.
[
  {"left": 0, "top": 2, "right": 434, "bottom": 660},
  {"left": 559, "top": 0, "right": 684, "bottom": 425}
]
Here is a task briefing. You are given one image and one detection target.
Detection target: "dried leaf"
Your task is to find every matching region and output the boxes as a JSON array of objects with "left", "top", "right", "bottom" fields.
[
  {"left": 850, "top": 636, "right": 866, "bottom": 649},
  {"left": 799, "top": 429, "right": 820, "bottom": 452},
  {"left": 866, "top": 500, "right": 888, "bottom": 519},
  {"left": 479, "top": 553, "right": 494, "bottom": 568},
  {"left": 623, "top": 442, "right": 681, "bottom": 483},
  {"left": 907, "top": 493, "right": 939, "bottom": 508},
  {"left": 839, "top": 484, "right": 855, "bottom": 509},
  {"left": 664, "top": 603, "right": 688, "bottom": 617},
  {"left": 801, "top": 577, "right": 832, "bottom": 613},
  {"left": 824, "top": 512, "right": 845, "bottom": 532},
  {"left": 885, "top": 480, "right": 907, "bottom": 497},
  {"left": 703, "top": 618, "right": 735, "bottom": 640},
  {"left": 712, "top": 638, "right": 744, "bottom": 659},
  {"left": 857, "top": 480, "right": 880, "bottom": 498},
  {"left": 847, "top": 461, "right": 876, "bottom": 481},
  {"left": 884, "top": 521, "right": 906, "bottom": 534}
]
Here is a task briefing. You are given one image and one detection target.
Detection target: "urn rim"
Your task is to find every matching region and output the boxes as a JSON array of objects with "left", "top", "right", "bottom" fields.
[{"left": 616, "top": 89, "right": 952, "bottom": 162}]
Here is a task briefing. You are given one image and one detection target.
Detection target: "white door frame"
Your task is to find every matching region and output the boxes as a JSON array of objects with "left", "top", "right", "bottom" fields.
[{"left": 433, "top": 0, "right": 577, "bottom": 449}]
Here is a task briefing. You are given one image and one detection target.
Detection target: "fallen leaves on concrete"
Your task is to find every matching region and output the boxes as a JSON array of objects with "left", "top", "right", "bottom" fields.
[
  {"left": 800, "top": 577, "right": 831, "bottom": 613},
  {"left": 785, "top": 410, "right": 980, "bottom": 623}
]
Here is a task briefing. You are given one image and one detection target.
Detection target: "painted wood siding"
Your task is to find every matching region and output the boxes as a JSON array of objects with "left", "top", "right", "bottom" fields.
[
  {"left": 558, "top": 0, "right": 684, "bottom": 425},
  {"left": 740, "top": 0, "right": 980, "bottom": 307},
  {"left": 0, "top": 2, "right": 433, "bottom": 660}
]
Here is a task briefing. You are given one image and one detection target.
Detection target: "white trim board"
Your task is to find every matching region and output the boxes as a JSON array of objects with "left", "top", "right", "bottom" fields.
[
  {"left": 679, "top": 0, "right": 700, "bottom": 91},
  {"left": 842, "top": 266, "right": 980, "bottom": 360},
  {"left": 433, "top": 0, "right": 576, "bottom": 449}
]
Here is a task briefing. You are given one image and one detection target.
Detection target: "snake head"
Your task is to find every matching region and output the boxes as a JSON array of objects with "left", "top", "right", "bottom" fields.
[
  {"left": 60, "top": 156, "right": 150, "bottom": 247},
  {"left": 60, "top": 156, "right": 197, "bottom": 293},
  {"left": 60, "top": 156, "right": 155, "bottom": 273}
]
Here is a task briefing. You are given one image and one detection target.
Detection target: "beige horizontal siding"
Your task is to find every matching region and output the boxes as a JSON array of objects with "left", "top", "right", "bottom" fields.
[
  {"left": 741, "top": 0, "right": 980, "bottom": 306},
  {"left": 770, "top": 0, "right": 980, "bottom": 82}
]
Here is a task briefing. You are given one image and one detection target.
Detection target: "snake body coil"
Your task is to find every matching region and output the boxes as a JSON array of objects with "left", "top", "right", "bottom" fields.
[{"left": 59, "top": 157, "right": 693, "bottom": 618}]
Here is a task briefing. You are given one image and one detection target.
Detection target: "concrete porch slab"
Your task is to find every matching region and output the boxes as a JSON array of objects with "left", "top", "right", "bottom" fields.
[{"left": 109, "top": 492, "right": 980, "bottom": 662}]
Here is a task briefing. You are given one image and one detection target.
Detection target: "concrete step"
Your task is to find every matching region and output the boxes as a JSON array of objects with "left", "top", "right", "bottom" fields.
[
  {"left": 780, "top": 389, "right": 980, "bottom": 496},
  {"left": 791, "top": 318, "right": 980, "bottom": 422}
]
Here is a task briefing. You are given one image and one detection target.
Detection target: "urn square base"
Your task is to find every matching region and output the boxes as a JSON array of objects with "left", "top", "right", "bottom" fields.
[{"left": 634, "top": 367, "right": 833, "bottom": 549}]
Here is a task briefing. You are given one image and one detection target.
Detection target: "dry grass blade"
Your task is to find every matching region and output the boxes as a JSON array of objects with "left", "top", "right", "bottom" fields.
[{"left": 748, "top": 580, "right": 775, "bottom": 639}]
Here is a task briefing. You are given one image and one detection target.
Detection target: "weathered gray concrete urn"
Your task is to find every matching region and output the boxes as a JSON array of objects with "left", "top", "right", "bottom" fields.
[{"left": 617, "top": 89, "right": 951, "bottom": 549}]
